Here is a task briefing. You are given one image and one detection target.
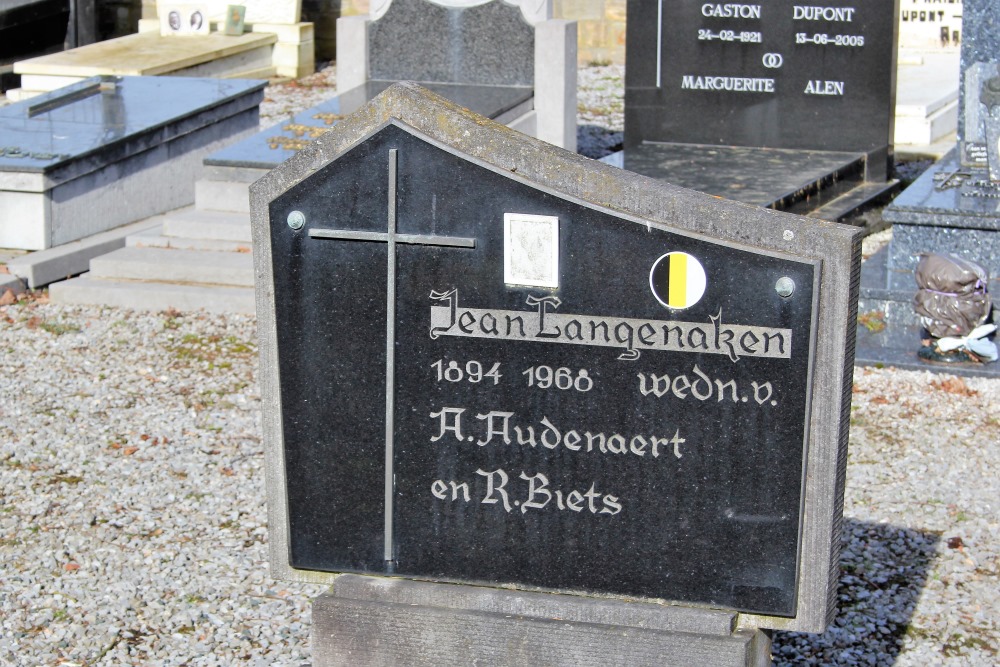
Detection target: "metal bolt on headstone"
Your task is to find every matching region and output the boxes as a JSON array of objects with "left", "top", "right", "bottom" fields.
[
  {"left": 287, "top": 211, "right": 306, "bottom": 230},
  {"left": 776, "top": 277, "right": 796, "bottom": 298}
]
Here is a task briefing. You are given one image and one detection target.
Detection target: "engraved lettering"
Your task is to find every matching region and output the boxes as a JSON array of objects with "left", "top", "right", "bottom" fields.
[
  {"left": 793, "top": 5, "right": 856, "bottom": 22},
  {"left": 430, "top": 407, "right": 465, "bottom": 442},
  {"left": 430, "top": 291, "right": 792, "bottom": 362},
  {"left": 476, "top": 468, "right": 512, "bottom": 512},
  {"left": 637, "top": 366, "right": 772, "bottom": 406},
  {"left": 804, "top": 80, "right": 845, "bottom": 95},
  {"left": 450, "top": 481, "right": 470, "bottom": 502},
  {"left": 429, "top": 289, "right": 458, "bottom": 340},
  {"left": 519, "top": 471, "right": 552, "bottom": 512},
  {"left": 458, "top": 310, "right": 476, "bottom": 333},
  {"left": 540, "top": 417, "right": 561, "bottom": 449},
  {"left": 701, "top": 3, "right": 762, "bottom": 19},
  {"left": 479, "top": 312, "right": 499, "bottom": 335},
  {"left": 475, "top": 410, "right": 514, "bottom": 445},
  {"left": 682, "top": 75, "right": 775, "bottom": 93}
]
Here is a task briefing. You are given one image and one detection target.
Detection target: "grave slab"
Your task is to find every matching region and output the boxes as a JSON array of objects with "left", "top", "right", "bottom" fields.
[
  {"left": 203, "top": 0, "right": 572, "bottom": 197},
  {"left": 866, "top": 0, "right": 1000, "bottom": 376},
  {"left": 207, "top": 80, "right": 532, "bottom": 170},
  {"left": 252, "top": 82, "right": 860, "bottom": 663},
  {"left": 0, "top": 75, "right": 265, "bottom": 250},
  {"left": 894, "top": 50, "right": 960, "bottom": 147},
  {"left": 13, "top": 30, "right": 277, "bottom": 87},
  {"left": 617, "top": 0, "right": 899, "bottom": 220}
]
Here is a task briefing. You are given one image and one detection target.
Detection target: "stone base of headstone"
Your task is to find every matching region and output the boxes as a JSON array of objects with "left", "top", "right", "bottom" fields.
[
  {"left": 882, "top": 148, "right": 1000, "bottom": 282},
  {"left": 858, "top": 148, "right": 1000, "bottom": 377},
  {"left": 311, "top": 575, "right": 772, "bottom": 667}
]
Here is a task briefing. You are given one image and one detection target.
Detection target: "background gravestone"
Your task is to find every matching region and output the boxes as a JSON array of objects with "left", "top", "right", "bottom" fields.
[
  {"left": 615, "top": 0, "right": 898, "bottom": 221},
  {"left": 204, "top": 0, "right": 574, "bottom": 193},
  {"left": 863, "top": 0, "right": 1000, "bottom": 378},
  {"left": 252, "top": 83, "right": 860, "bottom": 665}
]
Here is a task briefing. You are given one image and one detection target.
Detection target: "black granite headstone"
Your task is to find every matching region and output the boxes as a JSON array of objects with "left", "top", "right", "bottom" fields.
[
  {"left": 254, "top": 85, "right": 860, "bottom": 656},
  {"left": 264, "top": 118, "right": 825, "bottom": 619},
  {"left": 617, "top": 0, "right": 898, "bottom": 219}
]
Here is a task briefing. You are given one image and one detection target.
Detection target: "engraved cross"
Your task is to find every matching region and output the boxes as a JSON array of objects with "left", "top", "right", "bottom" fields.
[{"left": 308, "top": 148, "right": 476, "bottom": 569}]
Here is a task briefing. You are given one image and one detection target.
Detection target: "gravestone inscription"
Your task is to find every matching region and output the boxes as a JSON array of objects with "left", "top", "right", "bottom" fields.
[
  {"left": 618, "top": 0, "right": 898, "bottom": 219},
  {"left": 253, "top": 84, "right": 860, "bottom": 661},
  {"left": 625, "top": 0, "right": 896, "bottom": 159}
]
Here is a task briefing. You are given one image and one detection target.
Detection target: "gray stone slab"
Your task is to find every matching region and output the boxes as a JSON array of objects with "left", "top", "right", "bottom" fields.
[
  {"left": 313, "top": 579, "right": 772, "bottom": 667},
  {"left": 368, "top": 0, "right": 533, "bottom": 86},
  {"left": 88, "top": 246, "right": 254, "bottom": 286},
  {"left": 6, "top": 216, "right": 162, "bottom": 288},
  {"left": 332, "top": 574, "right": 737, "bottom": 636},
  {"left": 251, "top": 82, "right": 860, "bottom": 635},
  {"left": 0, "top": 272, "right": 25, "bottom": 295},
  {"left": 48, "top": 275, "right": 256, "bottom": 313},
  {"left": 958, "top": 0, "right": 1000, "bottom": 141},
  {"left": 161, "top": 209, "right": 251, "bottom": 242}
]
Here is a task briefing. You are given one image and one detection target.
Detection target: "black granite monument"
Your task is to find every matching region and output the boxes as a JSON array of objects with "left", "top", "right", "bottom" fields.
[
  {"left": 614, "top": 0, "right": 899, "bottom": 221},
  {"left": 861, "top": 0, "right": 999, "bottom": 376},
  {"left": 252, "top": 83, "right": 860, "bottom": 665}
]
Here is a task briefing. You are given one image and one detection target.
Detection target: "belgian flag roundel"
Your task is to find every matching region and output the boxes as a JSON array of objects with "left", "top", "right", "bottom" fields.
[{"left": 649, "top": 252, "right": 707, "bottom": 310}]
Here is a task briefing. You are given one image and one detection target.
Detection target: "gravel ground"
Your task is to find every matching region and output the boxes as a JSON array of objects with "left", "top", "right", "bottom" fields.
[{"left": 2, "top": 65, "right": 998, "bottom": 665}]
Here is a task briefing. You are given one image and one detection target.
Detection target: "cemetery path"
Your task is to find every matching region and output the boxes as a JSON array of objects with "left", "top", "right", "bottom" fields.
[{"left": 0, "top": 300, "right": 996, "bottom": 665}]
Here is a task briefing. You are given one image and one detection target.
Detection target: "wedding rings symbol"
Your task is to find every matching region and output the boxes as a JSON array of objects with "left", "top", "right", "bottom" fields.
[{"left": 762, "top": 53, "right": 784, "bottom": 69}]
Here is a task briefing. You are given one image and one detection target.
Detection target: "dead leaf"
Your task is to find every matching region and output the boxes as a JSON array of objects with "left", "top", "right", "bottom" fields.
[
  {"left": 0, "top": 265, "right": 9, "bottom": 274},
  {"left": 221, "top": 467, "right": 235, "bottom": 476},
  {"left": 63, "top": 563, "right": 80, "bottom": 571},
  {"left": 931, "top": 377, "right": 977, "bottom": 397},
  {"left": 123, "top": 446, "right": 139, "bottom": 456},
  {"left": 947, "top": 536, "right": 965, "bottom": 549},
  {"left": 26, "top": 315, "right": 40, "bottom": 329},
  {"left": 0, "top": 290, "right": 16, "bottom": 306}
]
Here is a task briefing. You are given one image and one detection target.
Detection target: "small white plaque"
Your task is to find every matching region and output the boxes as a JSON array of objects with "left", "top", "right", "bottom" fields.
[{"left": 504, "top": 213, "right": 559, "bottom": 288}]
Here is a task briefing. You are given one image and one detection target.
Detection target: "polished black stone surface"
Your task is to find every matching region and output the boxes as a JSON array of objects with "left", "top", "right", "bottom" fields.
[
  {"left": 0, "top": 76, "right": 266, "bottom": 174},
  {"left": 0, "top": 0, "right": 68, "bottom": 67},
  {"left": 269, "top": 123, "right": 820, "bottom": 617},
  {"left": 368, "top": 0, "right": 533, "bottom": 86},
  {"left": 622, "top": 142, "right": 865, "bottom": 208},
  {"left": 206, "top": 81, "right": 531, "bottom": 169},
  {"left": 623, "top": 0, "right": 896, "bottom": 160}
]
